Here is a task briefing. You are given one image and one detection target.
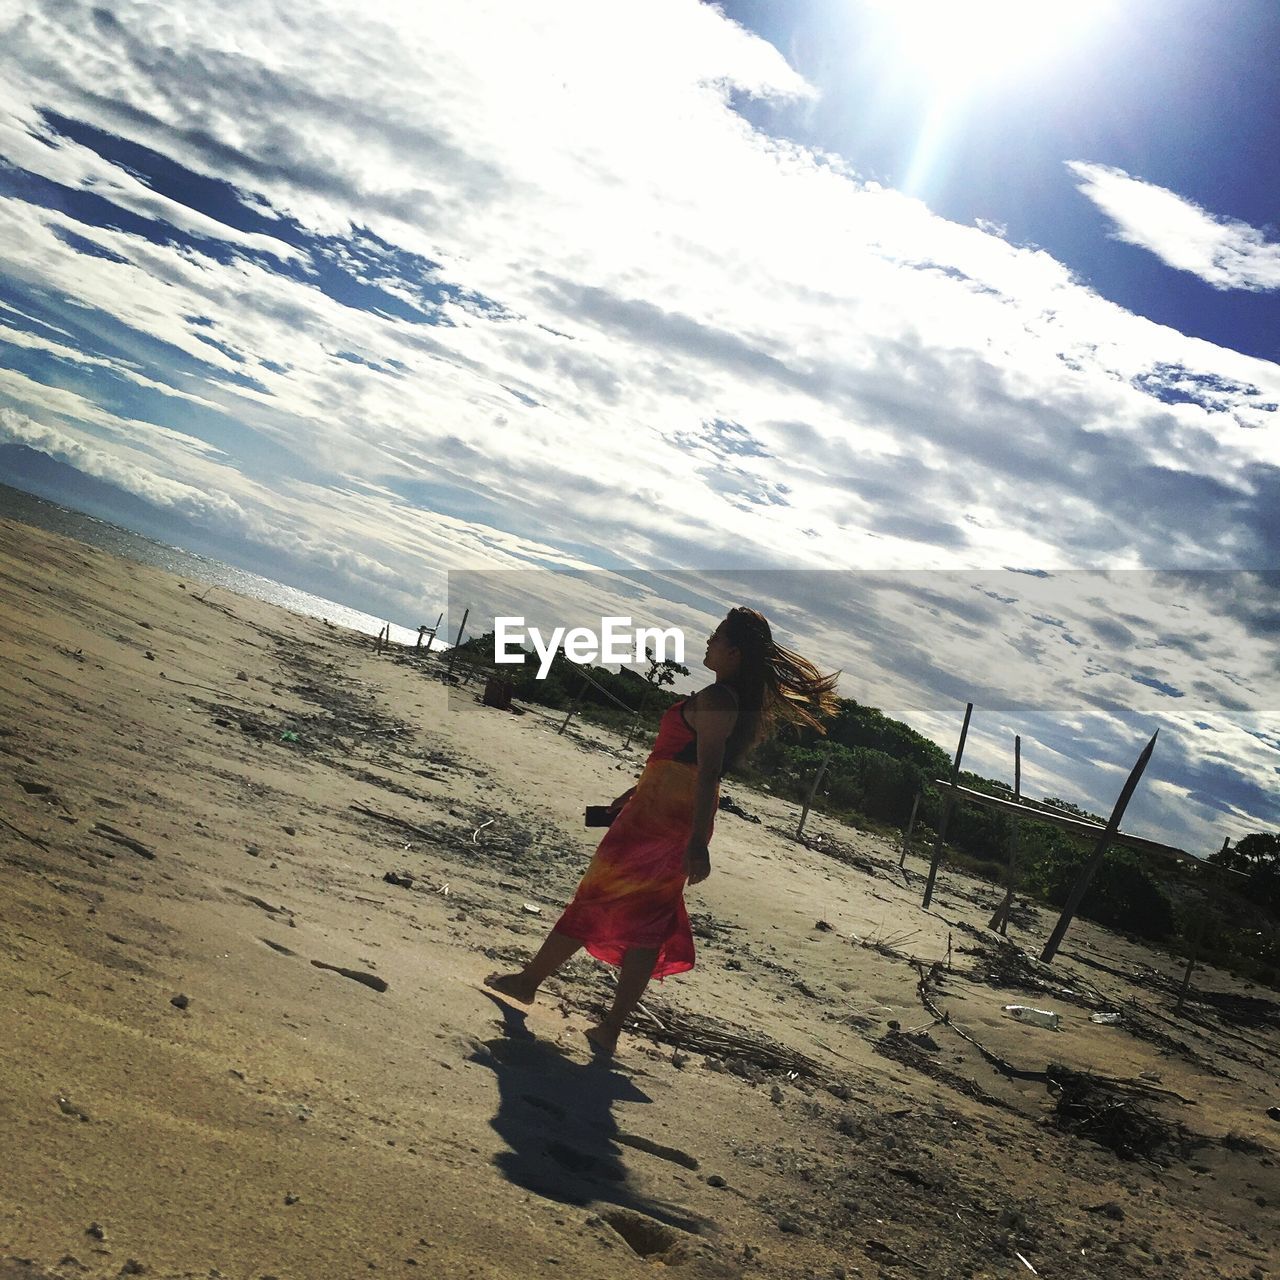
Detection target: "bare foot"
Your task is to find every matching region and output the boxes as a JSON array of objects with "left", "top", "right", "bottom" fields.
[
  {"left": 584, "top": 1022, "right": 620, "bottom": 1056},
  {"left": 484, "top": 971, "right": 538, "bottom": 1004}
]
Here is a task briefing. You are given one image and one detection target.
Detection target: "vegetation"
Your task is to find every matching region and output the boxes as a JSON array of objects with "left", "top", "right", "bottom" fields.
[{"left": 1208, "top": 832, "right": 1280, "bottom": 913}]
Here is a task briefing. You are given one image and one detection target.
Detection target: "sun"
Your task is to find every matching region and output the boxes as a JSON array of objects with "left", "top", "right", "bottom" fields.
[{"left": 864, "top": 0, "right": 1114, "bottom": 93}]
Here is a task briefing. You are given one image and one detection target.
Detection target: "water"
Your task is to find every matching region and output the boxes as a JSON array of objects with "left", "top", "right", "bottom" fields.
[{"left": 0, "top": 482, "right": 424, "bottom": 646}]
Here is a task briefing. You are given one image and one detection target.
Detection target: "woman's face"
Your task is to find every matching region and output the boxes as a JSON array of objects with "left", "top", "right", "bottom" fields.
[{"left": 703, "top": 618, "right": 740, "bottom": 675}]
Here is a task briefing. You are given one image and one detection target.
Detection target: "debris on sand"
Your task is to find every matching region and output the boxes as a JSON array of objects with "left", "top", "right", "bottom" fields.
[
  {"left": 718, "top": 792, "right": 760, "bottom": 823},
  {"left": 1046, "top": 1064, "right": 1192, "bottom": 1163}
]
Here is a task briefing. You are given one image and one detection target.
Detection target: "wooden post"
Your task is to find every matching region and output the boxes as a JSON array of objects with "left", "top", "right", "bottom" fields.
[
  {"left": 1040, "top": 730, "right": 1158, "bottom": 964},
  {"left": 558, "top": 674, "right": 590, "bottom": 735},
  {"left": 624, "top": 686, "right": 649, "bottom": 749},
  {"left": 796, "top": 742, "right": 834, "bottom": 839},
  {"left": 422, "top": 611, "right": 443, "bottom": 655},
  {"left": 988, "top": 735, "right": 1021, "bottom": 933},
  {"left": 898, "top": 790, "right": 921, "bottom": 868},
  {"left": 922, "top": 703, "right": 972, "bottom": 909},
  {"left": 443, "top": 607, "right": 469, "bottom": 683},
  {"left": 1174, "top": 911, "right": 1207, "bottom": 1014}
]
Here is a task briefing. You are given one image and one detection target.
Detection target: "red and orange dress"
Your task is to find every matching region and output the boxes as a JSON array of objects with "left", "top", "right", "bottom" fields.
[{"left": 553, "top": 695, "right": 717, "bottom": 979}]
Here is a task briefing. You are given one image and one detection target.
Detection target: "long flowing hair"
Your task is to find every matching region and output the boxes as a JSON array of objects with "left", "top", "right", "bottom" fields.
[{"left": 718, "top": 606, "right": 840, "bottom": 770}]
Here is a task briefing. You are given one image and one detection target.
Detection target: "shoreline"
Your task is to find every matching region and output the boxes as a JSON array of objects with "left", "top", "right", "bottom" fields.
[{"left": 0, "top": 482, "right": 424, "bottom": 647}]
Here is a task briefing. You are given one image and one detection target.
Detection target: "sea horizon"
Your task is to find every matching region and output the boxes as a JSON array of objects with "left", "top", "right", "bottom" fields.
[{"left": 0, "top": 479, "right": 426, "bottom": 648}]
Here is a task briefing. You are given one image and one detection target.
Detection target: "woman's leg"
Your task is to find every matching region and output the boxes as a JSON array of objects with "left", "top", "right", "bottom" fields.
[
  {"left": 585, "top": 945, "right": 659, "bottom": 1054},
  {"left": 485, "top": 928, "right": 584, "bottom": 1004}
]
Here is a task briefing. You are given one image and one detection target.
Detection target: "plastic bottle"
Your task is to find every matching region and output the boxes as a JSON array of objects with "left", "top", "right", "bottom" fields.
[{"left": 1003, "top": 1004, "right": 1061, "bottom": 1030}]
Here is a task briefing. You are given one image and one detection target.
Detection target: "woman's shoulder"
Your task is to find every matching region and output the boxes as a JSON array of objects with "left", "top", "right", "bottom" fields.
[{"left": 693, "top": 682, "right": 738, "bottom": 713}]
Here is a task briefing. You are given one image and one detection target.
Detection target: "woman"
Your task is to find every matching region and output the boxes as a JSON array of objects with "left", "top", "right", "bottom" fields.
[{"left": 485, "top": 606, "right": 839, "bottom": 1055}]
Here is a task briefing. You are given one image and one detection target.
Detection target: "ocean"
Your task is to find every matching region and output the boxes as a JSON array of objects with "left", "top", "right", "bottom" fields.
[{"left": 0, "top": 481, "right": 424, "bottom": 646}]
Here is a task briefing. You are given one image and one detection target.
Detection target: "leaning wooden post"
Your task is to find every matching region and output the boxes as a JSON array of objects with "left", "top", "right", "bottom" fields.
[
  {"left": 443, "top": 607, "right": 470, "bottom": 683},
  {"left": 796, "top": 742, "right": 834, "bottom": 839},
  {"left": 922, "top": 703, "right": 973, "bottom": 909},
  {"left": 898, "top": 791, "right": 921, "bottom": 868},
  {"left": 422, "top": 611, "right": 443, "bottom": 655},
  {"left": 1040, "top": 730, "right": 1158, "bottom": 964},
  {"left": 558, "top": 674, "right": 590, "bottom": 735},
  {"left": 1174, "top": 909, "right": 1208, "bottom": 1014},
  {"left": 988, "top": 735, "right": 1021, "bottom": 933}
]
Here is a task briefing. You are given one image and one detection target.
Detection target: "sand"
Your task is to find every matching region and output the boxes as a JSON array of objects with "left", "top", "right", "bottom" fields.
[{"left": 0, "top": 515, "right": 1276, "bottom": 1280}]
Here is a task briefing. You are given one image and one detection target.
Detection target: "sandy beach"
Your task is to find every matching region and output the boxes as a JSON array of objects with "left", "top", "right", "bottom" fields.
[{"left": 1, "top": 515, "right": 1276, "bottom": 1280}]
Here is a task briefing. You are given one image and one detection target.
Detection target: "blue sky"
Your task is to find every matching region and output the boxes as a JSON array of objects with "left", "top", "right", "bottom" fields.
[
  {"left": 0, "top": 0, "right": 1276, "bottom": 851},
  {"left": 723, "top": 0, "right": 1280, "bottom": 361},
  {"left": 722, "top": 0, "right": 1280, "bottom": 362}
]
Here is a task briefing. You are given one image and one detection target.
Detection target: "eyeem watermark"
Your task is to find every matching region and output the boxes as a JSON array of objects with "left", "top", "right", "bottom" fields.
[{"left": 495, "top": 616, "right": 685, "bottom": 678}]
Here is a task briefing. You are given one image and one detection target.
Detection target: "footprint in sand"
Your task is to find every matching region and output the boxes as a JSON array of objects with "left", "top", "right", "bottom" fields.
[
  {"left": 611, "top": 1131, "right": 701, "bottom": 1171},
  {"left": 258, "top": 936, "right": 385, "bottom": 991},
  {"left": 92, "top": 823, "right": 156, "bottom": 859},
  {"left": 593, "top": 1208, "right": 690, "bottom": 1261}
]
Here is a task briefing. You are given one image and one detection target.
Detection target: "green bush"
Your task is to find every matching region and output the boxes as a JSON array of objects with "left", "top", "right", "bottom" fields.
[{"left": 1026, "top": 839, "right": 1174, "bottom": 940}]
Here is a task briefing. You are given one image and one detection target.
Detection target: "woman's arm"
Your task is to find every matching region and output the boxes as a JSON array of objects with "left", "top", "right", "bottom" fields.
[{"left": 684, "top": 684, "right": 738, "bottom": 884}]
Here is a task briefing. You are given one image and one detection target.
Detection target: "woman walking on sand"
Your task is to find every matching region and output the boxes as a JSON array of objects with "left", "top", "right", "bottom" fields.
[{"left": 486, "top": 606, "right": 839, "bottom": 1055}]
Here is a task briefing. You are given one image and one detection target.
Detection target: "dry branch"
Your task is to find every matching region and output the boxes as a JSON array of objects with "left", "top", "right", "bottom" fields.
[{"left": 350, "top": 803, "right": 438, "bottom": 842}]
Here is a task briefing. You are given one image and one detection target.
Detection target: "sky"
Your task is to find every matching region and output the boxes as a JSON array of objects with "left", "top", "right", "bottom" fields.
[{"left": 0, "top": 0, "right": 1276, "bottom": 852}]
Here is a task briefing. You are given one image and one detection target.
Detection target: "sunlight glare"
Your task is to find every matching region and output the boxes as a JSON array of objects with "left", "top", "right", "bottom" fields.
[{"left": 865, "top": 0, "right": 1112, "bottom": 91}]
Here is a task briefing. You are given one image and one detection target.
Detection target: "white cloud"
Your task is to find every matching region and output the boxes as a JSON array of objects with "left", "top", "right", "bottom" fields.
[
  {"left": 0, "top": 406, "right": 253, "bottom": 528},
  {"left": 1, "top": 4, "right": 1276, "bottom": 576},
  {"left": 1068, "top": 160, "right": 1280, "bottom": 292}
]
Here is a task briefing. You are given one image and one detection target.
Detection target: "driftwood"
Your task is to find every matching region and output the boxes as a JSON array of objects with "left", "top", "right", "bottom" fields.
[
  {"left": 1047, "top": 1065, "right": 1194, "bottom": 1162},
  {"left": 591, "top": 984, "right": 827, "bottom": 1080},
  {"left": 910, "top": 958, "right": 1197, "bottom": 1103},
  {"left": 908, "top": 957, "right": 1205, "bottom": 1161},
  {"left": 350, "top": 803, "right": 438, "bottom": 842},
  {"left": 641, "top": 1009, "right": 825, "bottom": 1078},
  {"left": 912, "top": 959, "right": 1047, "bottom": 1082}
]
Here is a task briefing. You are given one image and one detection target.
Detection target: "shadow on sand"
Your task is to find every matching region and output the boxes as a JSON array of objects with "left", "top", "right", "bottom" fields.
[{"left": 469, "top": 991, "right": 707, "bottom": 1240}]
